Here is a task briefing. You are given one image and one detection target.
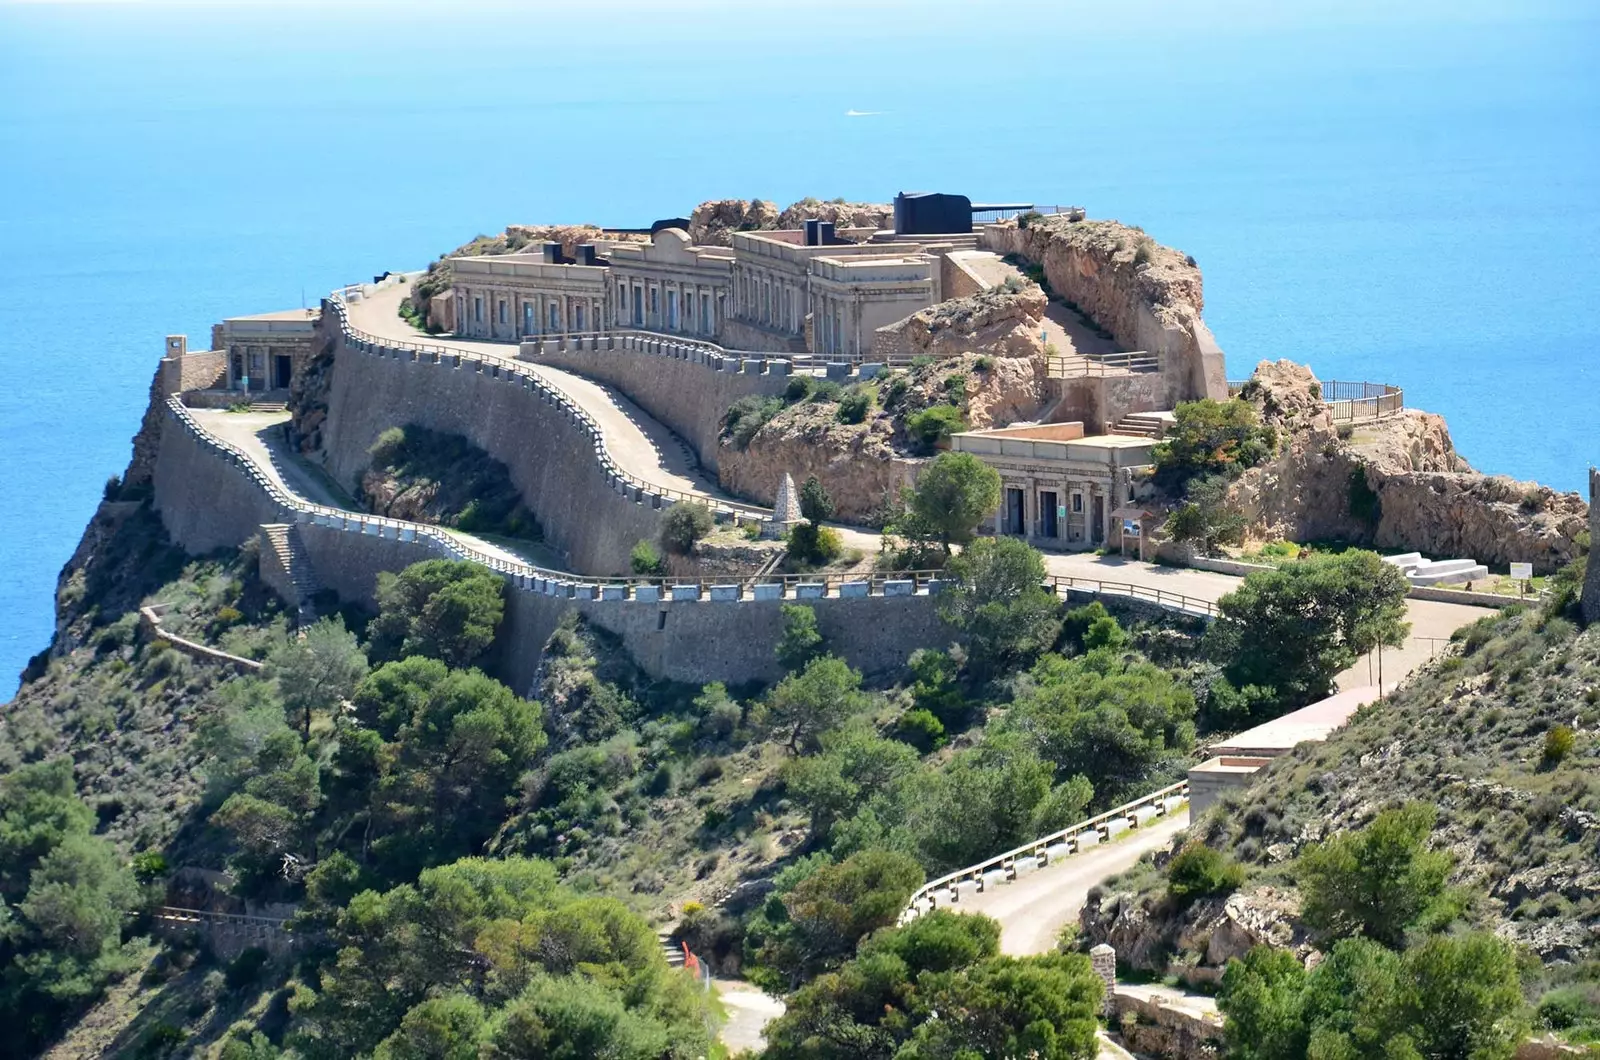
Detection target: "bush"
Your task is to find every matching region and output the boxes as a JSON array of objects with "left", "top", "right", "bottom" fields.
[
  {"left": 837, "top": 384, "right": 874, "bottom": 424},
  {"left": 810, "top": 380, "right": 843, "bottom": 404},
  {"left": 103, "top": 475, "right": 123, "bottom": 501},
  {"left": 784, "top": 376, "right": 816, "bottom": 402},
  {"left": 798, "top": 477, "right": 834, "bottom": 525},
  {"left": 131, "top": 850, "right": 169, "bottom": 885},
  {"left": 788, "top": 524, "right": 843, "bottom": 566},
  {"left": 630, "top": 540, "right": 666, "bottom": 576},
  {"left": 368, "top": 426, "right": 407, "bottom": 467},
  {"left": 1016, "top": 210, "right": 1044, "bottom": 229},
  {"left": 1152, "top": 399, "right": 1277, "bottom": 492},
  {"left": 894, "top": 708, "right": 946, "bottom": 752},
  {"left": 1349, "top": 466, "right": 1381, "bottom": 525},
  {"left": 906, "top": 405, "right": 967, "bottom": 452},
  {"left": 1166, "top": 843, "right": 1245, "bottom": 906},
  {"left": 660, "top": 502, "right": 715, "bottom": 555},
  {"left": 881, "top": 373, "right": 911, "bottom": 409},
  {"left": 724, "top": 395, "right": 784, "bottom": 449},
  {"left": 1542, "top": 724, "right": 1576, "bottom": 767},
  {"left": 973, "top": 356, "right": 994, "bottom": 372}
]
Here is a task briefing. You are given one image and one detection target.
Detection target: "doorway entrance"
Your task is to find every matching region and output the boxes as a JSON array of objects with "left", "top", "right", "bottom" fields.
[
  {"left": 1039, "top": 491, "right": 1058, "bottom": 539},
  {"left": 1091, "top": 495, "right": 1105, "bottom": 544},
  {"left": 1006, "top": 488, "right": 1026, "bottom": 536},
  {"left": 273, "top": 355, "right": 293, "bottom": 390}
]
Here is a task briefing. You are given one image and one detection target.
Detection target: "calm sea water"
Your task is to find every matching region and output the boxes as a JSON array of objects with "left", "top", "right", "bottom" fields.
[{"left": 2, "top": 0, "right": 1596, "bottom": 696}]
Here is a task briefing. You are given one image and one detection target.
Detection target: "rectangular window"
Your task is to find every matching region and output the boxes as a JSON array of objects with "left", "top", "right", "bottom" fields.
[
  {"left": 1071, "top": 493, "right": 1083, "bottom": 513},
  {"left": 498, "top": 300, "right": 507, "bottom": 325},
  {"left": 575, "top": 305, "right": 585, "bottom": 331},
  {"left": 549, "top": 304, "right": 560, "bottom": 331},
  {"left": 473, "top": 297, "right": 483, "bottom": 323},
  {"left": 649, "top": 288, "right": 658, "bottom": 316}
]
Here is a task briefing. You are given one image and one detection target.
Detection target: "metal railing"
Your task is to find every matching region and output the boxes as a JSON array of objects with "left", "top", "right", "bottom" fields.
[
  {"left": 153, "top": 906, "right": 290, "bottom": 930},
  {"left": 1226, "top": 378, "right": 1403, "bottom": 423},
  {"left": 1046, "top": 351, "right": 1160, "bottom": 378},
  {"left": 1046, "top": 576, "right": 1217, "bottom": 618},
  {"left": 900, "top": 781, "right": 1190, "bottom": 922}
]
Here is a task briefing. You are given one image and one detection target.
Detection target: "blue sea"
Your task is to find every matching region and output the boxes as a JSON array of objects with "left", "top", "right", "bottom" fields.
[{"left": 1, "top": 0, "right": 1596, "bottom": 696}]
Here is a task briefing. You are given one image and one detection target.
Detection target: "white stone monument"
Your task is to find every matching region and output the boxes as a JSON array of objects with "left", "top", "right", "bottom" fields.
[{"left": 764, "top": 472, "right": 804, "bottom": 539}]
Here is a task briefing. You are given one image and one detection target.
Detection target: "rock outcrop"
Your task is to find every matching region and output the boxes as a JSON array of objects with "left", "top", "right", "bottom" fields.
[
  {"left": 1082, "top": 881, "right": 1309, "bottom": 981},
  {"left": 1229, "top": 361, "right": 1587, "bottom": 572},
  {"left": 717, "top": 403, "right": 911, "bottom": 525},
  {"left": 876, "top": 280, "right": 1049, "bottom": 364},
  {"left": 688, "top": 197, "right": 892, "bottom": 246},
  {"left": 982, "top": 216, "right": 1228, "bottom": 406}
]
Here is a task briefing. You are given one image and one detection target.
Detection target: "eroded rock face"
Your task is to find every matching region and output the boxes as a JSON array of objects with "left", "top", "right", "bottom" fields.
[
  {"left": 1228, "top": 360, "right": 1588, "bottom": 572},
  {"left": 717, "top": 404, "right": 913, "bottom": 525},
  {"left": 687, "top": 197, "right": 892, "bottom": 246},
  {"left": 881, "top": 282, "right": 1049, "bottom": 364},
  {"left": 1080, "top": 884, "right": 1310, "bottom": 977},
  {"left": 983, "top": 216, "right": 1228, "bottom": 404},
  {"left": 687, "top": 199, "right": 781, "bottom": 246}
]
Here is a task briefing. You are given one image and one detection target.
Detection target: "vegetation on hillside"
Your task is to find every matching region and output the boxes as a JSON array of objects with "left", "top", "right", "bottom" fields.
[
  {"left": 1092, "top": 567, "right": 1600, "bottom": 1049},
  {"left": 1156, "top": 398, "right": 1277, "bottom": 554},
  {"left": 362, "top": 425, "right": 542, "bottom": 542}
]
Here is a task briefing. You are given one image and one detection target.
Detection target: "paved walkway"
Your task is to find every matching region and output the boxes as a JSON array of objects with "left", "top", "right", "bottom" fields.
[
  {"left": 955, "top": 811, "right": 1191, "bottom": 957},
  {"left": 347, "top": 281, "right": 758, "bottom": 512},
  {"left": 1041, "top": 552, "right": 1495, "bottom": 691},
  {"left": 714, "top": 980, "right": 786, "bottom": 1053},
  {"left": 958, "top": 251, "right": 1122, "bottom": 362}
]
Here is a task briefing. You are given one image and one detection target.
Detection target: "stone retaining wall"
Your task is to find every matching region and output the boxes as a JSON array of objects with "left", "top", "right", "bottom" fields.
[
  {"left": 318, "top": 322, "right": 670, "bottom": 575},
  {"left": 527, "top": 343, "right": 786, "bottom": 473}
]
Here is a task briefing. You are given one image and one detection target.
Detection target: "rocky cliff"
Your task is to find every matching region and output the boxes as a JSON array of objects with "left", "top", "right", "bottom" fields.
[
  {"left": 982, "top": 216, "right": 1228, "bottom": 406},
  {"left": 876, "top": 279, "right": 1049, "bottom": 364},
  {"left": 1229, "top": 361, "right": 1587, "bottom": 572},
  {"left": 687, "top": 197, "right": 892, "bottom": 246}
]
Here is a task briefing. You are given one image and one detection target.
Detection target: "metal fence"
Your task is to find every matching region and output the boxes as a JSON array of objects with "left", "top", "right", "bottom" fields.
[
  {"left": 1227, "top": 378, "right": 1403, "bottom": 423},
  {"left": 900, "top": 780, "right": 1190, "bottom": 921},
  {"left": 1046, "top": 351, "right": 1160, "bottom": 378}
]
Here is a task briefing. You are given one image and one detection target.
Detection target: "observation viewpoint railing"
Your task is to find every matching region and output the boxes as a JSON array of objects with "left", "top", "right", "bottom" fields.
[
  {"left": 153, "top": 906, "right": 289, "bottom": 931},
  {"left": 900, "top": 781, "right": 1190, "bottom": 922},
  {"left": 1228, "top": 378, "right": 1404, "bottom": 423},
  {"left": 1046, "top": 351, "right": 1160, "bottom": 378}
]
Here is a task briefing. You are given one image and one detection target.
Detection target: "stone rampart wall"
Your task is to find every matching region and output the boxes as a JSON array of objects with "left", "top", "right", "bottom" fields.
[
  {"left": 716, "top": 318, "right": 809, "bottom": 356},
  {"left": 152, "top": 414, "right": 286, "bottom": 555},
  {"left": 1046, "top": 374, "right": 1172, "bottom": 434},
  {"left": 940, "top": 254, "right": 986, "bottom": 300},
  {"left": 528, "top": 346, "right": 786, "bottom": 472},
  {"left": 161, "top": 351, "right": 228, "bottom": 397},
  {"left": 318, "top": 326, "right": 667, "bottom": 575}
]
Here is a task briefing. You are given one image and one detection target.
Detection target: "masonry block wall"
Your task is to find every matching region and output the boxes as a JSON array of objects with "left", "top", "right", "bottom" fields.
[
  {"left": 318, "top": 330, "right": 665, "bottom": 576},
  {"left": 529, "top": 347, "right": 786, "bottom": 473},
  {"left": 152, "top": 419, "right": 285, "bottom": 554}
]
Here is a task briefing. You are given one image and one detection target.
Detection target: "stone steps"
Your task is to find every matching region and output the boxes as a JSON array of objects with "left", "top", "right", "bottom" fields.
[
  {"left": 1109, "top": 410, "right": 1174, "bottom": 439},
  {"left": 249, "top": 401, "right": 288, "bottom": 414},
  {"left": 261, "top": 523, "right": 321, "bottom": 626},
  {"left": 658, "top": 932, "right": 684, "bottom": 968}
]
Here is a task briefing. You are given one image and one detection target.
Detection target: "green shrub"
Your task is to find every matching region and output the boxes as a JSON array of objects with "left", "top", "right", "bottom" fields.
[
  {"left": 881, "top": 373, "right": 911, "bottom": 409},
  {"left": 894, "top": 708, "right": 946, "bottom": 752},
  {"left": 131, "top": 850, "right": 169, "bottom": 884},
  {"left": 724, "top": 395, "right": 784, "bottom": 449},
  {"left": 1542, "top": 724, "right": 1576, "bottom": 768},
  {"left": 103, "top": 475, "right": 123, "bottom": 501},
  {"left": 368, "top": 426, "right": 407, "bottom": 467},
  {"left": 1152, "top": 399, "right": 1277, "bottom": 492},
  {"left": 906, "top": 405, "right": 967, "bottom": 452},
  {"left": 660, "top": 502, "right": 714, "bottom": 555},
  {"left": 837, "top": 384, "right": 874, "bottom": 424},
  {"left": 630, "top": 540, "right": 666, "bottom": 576},
  {"left": 942, "top": 373, "right": 967, "bottom": 396},
  {"left": 973, "top": 356, "right": 994, "bottom": 372},
  {"left": 1348, "top": 466, "right": 1381, "bottom": 525},
  {"left": 810, "top": 380, "right": 843, "bottom": 404},
  {"left": 789, "top": 524, "right": 843, "bottom": 566},
  {"left": 784, "top": 376, "right": 816, "bottom": 402},
  {"left": 1133, "top": 238, "right": 1156, "bottom": 266},
  {"left": 1166, "top": 842, "right": 1245, "bottom": 906},
  {"left": 1016, "top": 210, "right": 1044, "bottom": 229}
]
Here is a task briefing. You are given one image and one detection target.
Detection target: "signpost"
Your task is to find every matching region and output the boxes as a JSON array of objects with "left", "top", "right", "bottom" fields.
[{"left": 1510, "top": 562, "right": 1534, "bottom": 596}]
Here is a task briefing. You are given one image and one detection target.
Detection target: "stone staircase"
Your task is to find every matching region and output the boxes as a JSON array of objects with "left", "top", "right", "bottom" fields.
[
  {"left": 248, "top": 401, "right": 288, "bottom": 414},
  {"left": 1108, "top": 410, "right": 1175, "bottom": 439},
  {"left": 261, "top": 523, "right": 321, "bottom": 626},
  {"left": 658, "top": 931, "right": 685, "bottom": 968}
]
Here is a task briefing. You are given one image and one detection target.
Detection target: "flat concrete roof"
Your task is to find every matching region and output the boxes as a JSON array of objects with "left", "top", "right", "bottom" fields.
[
  {"left": 225, "top": 308, "right": 318, "bottom": 323},
  {"left": 1210, "top": 686, "right": 1381, "bottom": 757},
  {"left": 955, "top": 429, "right": 1154, "bottom": 450}
]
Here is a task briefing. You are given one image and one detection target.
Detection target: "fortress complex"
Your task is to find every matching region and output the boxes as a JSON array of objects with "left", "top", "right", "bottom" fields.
[{"left": 448, "top": 192, "right": 997, "bottom": 359}]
